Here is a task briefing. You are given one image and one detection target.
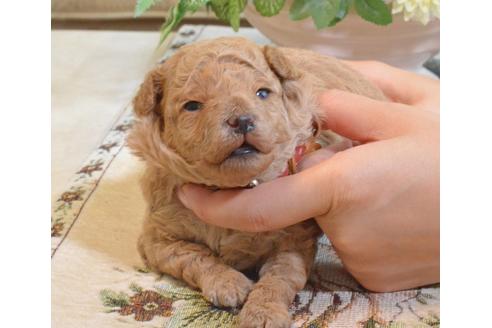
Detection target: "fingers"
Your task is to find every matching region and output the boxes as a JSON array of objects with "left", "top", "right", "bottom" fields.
[
  {"left": 318, "top": 90, "right": 415, "bottom": 142},
  {"left": 342, "top": 60, "right": 439, "bottom": 108},
  {"left": 297, "top": 140, "right": 352, "bottom": 171},
  {"left": 177, "top": 162, "right": 342, "bottom": 232}
]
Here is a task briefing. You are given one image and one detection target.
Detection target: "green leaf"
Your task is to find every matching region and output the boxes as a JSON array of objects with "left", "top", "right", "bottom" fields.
[
  {"left": 254, "top": 0, "right": 286, "bottom": 17},
  {"left": 135, "top": 0, "right": 162, "bottom": 17},
  {"left": 363, "top": 317, "right": 381, "bottom": 328},
  {"left": 129, "top": 282, "right": 144, "bottom": 293},
  {"left": 354, "top": 0, "right": 392, "bottom": 25},
  {"left": 310, "top": 0, "right": 341, "bottom": 29},
  {"left": 327, "top": 0, "right": 351, "bottom": 26},
  {"left": 229, "top": 0, "right": 247, "bottom": 31},
  {"left": 158, "top": 0, "right": 210, "bottom": 45},
  {"left": 184, "top": 0, "right": 211, "bottom": 12},
  {"left": 210, "top": 0, "right": 228, "bottom": 21},
  {"left": 159, "top": 4, "right": 184, "bottom": 45},
  {"left": 289, "top": 0, "right": 341, "bottom": 29},
  {"left": 99, "top": 289, "right": 130, "bottom": 308},
  {"left": 289, "top": 0, "right": 311, "bottom": 21},
  {"left": 210, "top": 0, "right": 247, "bottom": 31}
]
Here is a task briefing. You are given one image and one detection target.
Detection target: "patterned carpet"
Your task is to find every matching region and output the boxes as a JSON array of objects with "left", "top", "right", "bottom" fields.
[{"left": 51, "top": 25, "right": 440, "bottom": 328}]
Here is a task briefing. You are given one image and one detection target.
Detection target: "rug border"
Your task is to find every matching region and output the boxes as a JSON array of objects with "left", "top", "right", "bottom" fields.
[{"left": 51, "top": 25, "right": 206, "bottom": 257}]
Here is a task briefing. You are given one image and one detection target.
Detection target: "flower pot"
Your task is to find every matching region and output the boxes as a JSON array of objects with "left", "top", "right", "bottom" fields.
[{"left": 244, "top": 4, "right": 440, "bottom": 71}]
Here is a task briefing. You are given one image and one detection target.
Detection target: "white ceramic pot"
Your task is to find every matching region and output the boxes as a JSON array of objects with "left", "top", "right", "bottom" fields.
[{"left": 244, "top": 4, "right": 440, "bottom": 71}]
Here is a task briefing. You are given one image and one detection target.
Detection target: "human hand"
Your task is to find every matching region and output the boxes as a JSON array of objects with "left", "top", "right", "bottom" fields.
[
  {"left": 178, "top": 62, "right": 440, "bottom": 292},
  {"left": 341, "top": 60, "right": 440, "bottom": 113}
]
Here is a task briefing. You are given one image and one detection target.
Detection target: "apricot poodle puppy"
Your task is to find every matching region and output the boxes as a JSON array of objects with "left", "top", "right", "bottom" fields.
[{"left": 128, "top": 37, "right": 383, "bottom": 328}]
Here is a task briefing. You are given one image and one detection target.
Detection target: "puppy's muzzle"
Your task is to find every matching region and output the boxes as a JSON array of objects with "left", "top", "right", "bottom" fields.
[{"left": 227, "top": 114, "right": 256, "bottom": 134}]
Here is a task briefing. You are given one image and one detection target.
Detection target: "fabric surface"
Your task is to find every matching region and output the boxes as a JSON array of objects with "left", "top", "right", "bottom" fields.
[
  {"left": 51, "top": 30, "right": 170, "bottom": 201},
  {"left": 51, "top": 25, "right": 440, "bottom": 328}
]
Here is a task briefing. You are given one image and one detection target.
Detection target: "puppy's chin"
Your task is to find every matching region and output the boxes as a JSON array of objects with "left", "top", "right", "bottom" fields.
[
  {"left": 191, "top": 148, "right": 275, "bottom": 189},
  {"left": 188, "top": 136, "right": 277, "bottom": 188},
  {"left": 213, "top": 151, "right": 275, "bottom": 188}
]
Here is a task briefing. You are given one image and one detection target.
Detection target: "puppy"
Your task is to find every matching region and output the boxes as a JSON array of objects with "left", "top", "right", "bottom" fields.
[{"left": 128, "top": 37, "right": 384, "bottom": 327}]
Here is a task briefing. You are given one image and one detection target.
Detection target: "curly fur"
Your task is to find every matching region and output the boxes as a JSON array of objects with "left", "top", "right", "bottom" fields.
[{"left": 127, "top": 37, "right": 384, "bottom": 327}]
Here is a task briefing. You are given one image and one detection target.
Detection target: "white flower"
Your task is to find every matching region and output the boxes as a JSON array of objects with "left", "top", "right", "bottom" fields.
[{"left": 391, "top": 0, "right": 440, "bottom": 25}]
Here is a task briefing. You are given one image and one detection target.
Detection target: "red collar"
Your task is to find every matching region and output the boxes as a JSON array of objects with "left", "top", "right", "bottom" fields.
[
  {"left": 279, "top": 145, "right": 307, "bottom": 177},
  {"left": 246, "top": 139, "right": 320, "bottom": 188},
  {"left": 280, "top": 140, "right": 321, "bottom": 177}
]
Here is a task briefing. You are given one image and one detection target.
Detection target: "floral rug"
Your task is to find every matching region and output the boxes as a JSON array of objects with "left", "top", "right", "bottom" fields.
[{"left": 51, "top": 25, "right": 440, "bottom": 328}]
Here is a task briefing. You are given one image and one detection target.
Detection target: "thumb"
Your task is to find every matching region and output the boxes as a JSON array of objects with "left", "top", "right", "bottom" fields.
[{"left": 319, "top": 90, "right": 415, "bottom": 142}]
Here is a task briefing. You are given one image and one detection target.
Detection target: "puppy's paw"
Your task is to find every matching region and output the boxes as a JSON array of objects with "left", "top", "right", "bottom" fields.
[
  {"left": 201, "top": 270, "right": 253, "bottom": 308},
  {"left": 238, "top": 302, "right": 291, "bottom": 328}
]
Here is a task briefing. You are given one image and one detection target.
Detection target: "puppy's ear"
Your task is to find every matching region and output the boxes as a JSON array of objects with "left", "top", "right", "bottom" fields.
[
  {"left": 263, "top": 45, "right": 304, "bottom": 105},
  {"left": 133, "top": 66, "right": 164, "bottom": 118},
  {"left": 264, "top": 46, "right": 320, "bottom": 137},
  {"left": 263, "top": 46, "right": 301, "bottom": 81}
]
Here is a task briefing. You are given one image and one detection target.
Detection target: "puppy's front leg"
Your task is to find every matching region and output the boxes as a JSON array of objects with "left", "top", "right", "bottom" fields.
[
  {"left": 238, "top": 251, "right": 313, "bottom": 328},
  {"left": 139, "top": 237, "right": 253, "bottom": 307}
]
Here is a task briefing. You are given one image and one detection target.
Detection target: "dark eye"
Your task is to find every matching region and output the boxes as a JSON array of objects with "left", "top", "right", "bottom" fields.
[
  {"left": 183, "top": 101, "right": 203, "bottom": 112},
  {"left": 256, "top": 88, "right": 271, "bottom": 100}
]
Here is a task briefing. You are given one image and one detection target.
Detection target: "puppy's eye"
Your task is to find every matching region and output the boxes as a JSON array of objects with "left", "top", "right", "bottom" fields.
[
  {"left": 256, "top": 88, "right": 271, "bottom": 100},
  {"left": 183, "top": 101, "right": 203, "bottom": 112}
]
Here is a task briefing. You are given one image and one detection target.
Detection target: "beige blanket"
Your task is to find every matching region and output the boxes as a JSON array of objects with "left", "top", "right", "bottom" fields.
[{"left": 51, "top": 25, "right": 439, "bottom": 328}]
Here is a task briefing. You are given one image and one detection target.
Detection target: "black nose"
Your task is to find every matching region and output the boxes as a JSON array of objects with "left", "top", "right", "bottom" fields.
[{"left": 227, "top": 114, "right": 256, "bottom": 134}]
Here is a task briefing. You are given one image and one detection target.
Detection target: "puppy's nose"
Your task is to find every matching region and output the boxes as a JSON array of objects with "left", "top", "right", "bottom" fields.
[{"left": 227, "top": 114, "right": 256, "bottom": 134}]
